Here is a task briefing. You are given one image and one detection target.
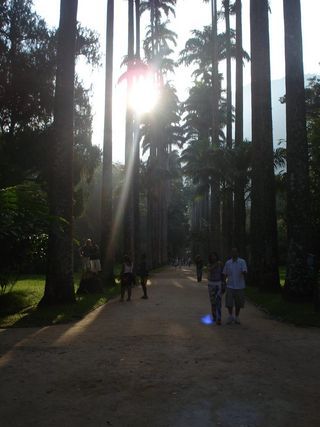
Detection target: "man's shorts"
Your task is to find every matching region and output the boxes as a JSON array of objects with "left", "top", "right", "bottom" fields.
[{"left": 225, "top": 288, "right": 245, "bottom": 309}]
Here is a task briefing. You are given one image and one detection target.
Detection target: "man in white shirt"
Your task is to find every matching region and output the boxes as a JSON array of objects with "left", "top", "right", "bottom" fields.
[{"left": 223, "top": 248, "right": 248, "bottom": 325}]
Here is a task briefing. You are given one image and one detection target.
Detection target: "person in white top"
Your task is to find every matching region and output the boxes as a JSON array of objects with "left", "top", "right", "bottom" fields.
[
  {"left": 120, "top": 255, "right": 134, "bottom": 302},
  {"left": 223, "top": 248, "right": 248, "bottom": 325}
]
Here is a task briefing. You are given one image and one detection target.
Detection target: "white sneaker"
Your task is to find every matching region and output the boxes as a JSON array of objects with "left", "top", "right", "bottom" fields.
[
  {"left": 226, "top": 315, "right": 234, "bottom": 325},
  {"left": 235, "top": 317, "right": 241, "bottom": 325}
]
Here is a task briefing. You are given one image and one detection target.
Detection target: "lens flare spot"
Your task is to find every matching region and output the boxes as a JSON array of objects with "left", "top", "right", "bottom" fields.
[{"left": 201, "top": 314, "right": 215, "bottom": 325}]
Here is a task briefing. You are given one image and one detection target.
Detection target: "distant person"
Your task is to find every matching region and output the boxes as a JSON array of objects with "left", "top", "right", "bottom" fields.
[
  {"left": 90, "top": 241, "right": 101, "bottom": 274},
  {"left": 195, "top": 255, "right": 203, "bottom": 282},
  {"left": 223, "top": 248, "right": 247, "bottom": 325},
  {"left": 207, "top": 252, "right": 225, "bottom": 325},
  {"left": 120, "top": 255, "right": 134, "bottom": 302},
  {"left": 138, "top": 253, "right": 149, "bottom": 299},
  {"left": 174, "top": 257, "right": 179, "bottom": 269},
  {"left": 80, "top": 239, "right": 92, "bottom": 273},
  {"left": 187, "top": 257, "right": 192, "bottom": 267}
]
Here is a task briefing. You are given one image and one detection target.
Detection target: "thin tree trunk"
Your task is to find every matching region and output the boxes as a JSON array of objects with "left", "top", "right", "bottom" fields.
[
  {"left": 133, "top": 0, "right": 141, "bottom": 267},
  {"left": 8, "top": 3, "right": 18, "bottom": 137},
  {"left": 222, "top": 0, "right": 233, "bottom": 260},
  {"left": 234, "top": 0, "right": 246, "bottom": 258},
  {"left": 41, "top": 0, "right": 78, "bottom": 305},
  {"left": 283, "top": 0, "right": 312, "bottom": 299},
  {"left": 210, "top": 0, "right": 221, "bottom": 254},
  {"left": 101, "top": 0, "right": 114, "bottom": 283},
  {"left": 124, "top": 0, "right": 135, "bottom": 258},
  {"left": 211, "top": 178, "right": 221, "bottom": 254},
  {"left": 250, "top": 0, "right": 280, "bottom": 291}
]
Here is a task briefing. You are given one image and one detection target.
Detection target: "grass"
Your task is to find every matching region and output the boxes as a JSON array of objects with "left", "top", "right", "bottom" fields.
[
  {"left": 0, "top": 274, "right": 120, "bottom": 328},
  {"left": 246, "top": 266, "right": 320, "bottom": 327}
]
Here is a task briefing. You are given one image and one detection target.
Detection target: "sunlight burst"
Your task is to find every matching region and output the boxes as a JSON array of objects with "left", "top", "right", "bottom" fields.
[{"left": 129, "top": 75, "right": 159, "bottom": 115}]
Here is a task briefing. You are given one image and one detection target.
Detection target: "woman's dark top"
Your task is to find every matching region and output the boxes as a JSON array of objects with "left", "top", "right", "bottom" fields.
[
  {"left": 196, "top": 259, "right": 203, "bottom": 270},
  {"left": 139, "top": 260, "right": 148, "bottom": 277},
  {"left": 208, "top": 262, "right": 223, "bottom": 282}
]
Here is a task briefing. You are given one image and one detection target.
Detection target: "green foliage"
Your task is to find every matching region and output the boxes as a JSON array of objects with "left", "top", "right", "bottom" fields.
[
  {"left": 179, "top": 25, "right": 249, "bottom": 83},
  {"left": 247, "top": 269, "right": 320, "bottom": 326},
  {"left": 0, "top": 0, "right": 101, "bottom": 281},
  {"left": 246, "top": 287, "right": 320, "bottom": 327},
  {"left": 167, "top": 160, "right": 190, "bottom": 256},
  {"left": 0, "top": 182, "right": 49, "bottom": 290},
  {"left": 0, "top": 274, "right": 120, "bottom": 328},
  {"left": 306, "top": 76, "right": 320, "bottom": 254},
  {"left": 0, "top": 0, "right": 101, "bottom": 193},
  {"left": 140, "top": 0, "right": 177, "bottom": 21}
]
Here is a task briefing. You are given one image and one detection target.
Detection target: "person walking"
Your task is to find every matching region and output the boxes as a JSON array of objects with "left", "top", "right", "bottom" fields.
[
  {"left": 138, "top": 253, "right": 149, "bottom": 299},
  {"left": 120, "top": 255, "right": 134, "bottom": 302},
  {"left": 207, "top": 252, "right": 225, "bottom": 325},
  {"left": 90, "top": 241, "right": 101, "bottom": 274},
  {"left": 195, "top": 255, "right": 203, "bottom": 282},
  {"left": 223, "top": 248, "right": 248, "bottom": 325},
  {"left": 79, "top": 239, "right": 93, "bottom": 275}
]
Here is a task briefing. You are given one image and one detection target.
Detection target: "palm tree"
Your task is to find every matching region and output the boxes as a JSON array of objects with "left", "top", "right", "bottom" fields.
[
  {"left": 101, "top": 0, "right": 114, "bottom": 283},
  {"left": 283, "top": 0, "right": 312, "bottom": 298},
  {"left": 124, "top": 0, "right": 135, "bottom": 259},
  {"left": 221, "top": 0, "right": 233, "bottom": 259},
  {"left": 250, "top": 0, "right": 280, "bottom": 290},
  {"left": 41, "top": 0, "right": 78, "bottom": 305},
  {"left": 133, "top": 0, "right": 141, "bottom": 268},
  {"left": 209, "top": 0, "right": 221, "bottom": 255},
  {"left": 140, "top": 2, "right": 177, "bottom": 267},
  {"left": 234, "top": 0, "right": 246, "bottom": 257}
]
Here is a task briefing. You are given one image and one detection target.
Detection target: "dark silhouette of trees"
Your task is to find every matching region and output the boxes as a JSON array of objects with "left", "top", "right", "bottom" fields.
[
  {"left": 101, "top": 0, "right": 114, "bottom": 283},
  {"left": 41, "top": 0, "right": 79, "bottom": 305},
  {"left": 250, "top": 0, "right": 280, "bottom": 291}
]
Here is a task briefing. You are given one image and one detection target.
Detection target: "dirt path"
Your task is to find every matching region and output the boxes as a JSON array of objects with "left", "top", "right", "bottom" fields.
[{"left": 0, "top": 266, "right": 319, "bottom": 427}]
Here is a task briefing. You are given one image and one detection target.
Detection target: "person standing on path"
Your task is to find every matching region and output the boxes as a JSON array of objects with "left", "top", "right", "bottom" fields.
[
  {"left": 120, "top": 255, "right": 134, "bottom": 302},
  {"left": 223, "top": 248, "right": 248, "bottom": 325},
  {"left": 90, "top": 241, "right": 101, "bottom": 274},
  {"left": 138, "top": 253, "right": 149, "bottom": 299},
  {"left": 195, "top": 255, "right": 203, "bottom": 282},
  {"left": 207, "top": 252, "right": 225, "bottom": 325},
  {"left": 80, "top": 239, "right": 93, "bottom": 275}
]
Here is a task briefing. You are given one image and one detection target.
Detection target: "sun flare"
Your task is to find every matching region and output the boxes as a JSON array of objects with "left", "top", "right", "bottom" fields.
[{"left": 129, "top": 75, "right": 159, "bottom": 115}]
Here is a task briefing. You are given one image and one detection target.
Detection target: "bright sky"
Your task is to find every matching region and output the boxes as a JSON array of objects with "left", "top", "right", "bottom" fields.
[{"left": 34, "top": 0, "right": 320, "bottom": 162}]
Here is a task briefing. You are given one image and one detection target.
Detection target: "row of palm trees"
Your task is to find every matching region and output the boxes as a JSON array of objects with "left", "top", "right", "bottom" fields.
[
  {"left": 41, "top": 0, "right": 313, "bottom": 304},
  {"left": 182, "top": 0, "right": 311, "bottom": 296}
]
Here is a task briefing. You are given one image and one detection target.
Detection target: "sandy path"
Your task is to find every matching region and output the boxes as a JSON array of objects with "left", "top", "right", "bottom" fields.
[{"left": 0, "top": 266, "right": 319, "bottom": 427}]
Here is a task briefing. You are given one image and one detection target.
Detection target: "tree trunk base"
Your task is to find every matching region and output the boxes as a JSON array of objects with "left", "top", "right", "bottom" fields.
[
  {"left": 38, "top": 289, "right": 76, "bottom": 307},
  {"left": 283, "top": 242, "right": 314, "bottom": 300},
  {"left": 77, "top": 273, "right": 104, "bottom": 295}
]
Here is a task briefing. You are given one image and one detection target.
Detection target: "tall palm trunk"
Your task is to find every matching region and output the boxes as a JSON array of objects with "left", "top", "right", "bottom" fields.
[
  {"left": 101, "top": 0, "right": 114, "bottom": 282},
  {"left": 147, "top": 0, "right": 157, "bottom": 267},
  {"left": 210, "top": 0, "right": 221, "bottom": 255},
  {"left": 234, "top": 0, "right": 246, "bottom": 257},
  {"left": 222, "top": 0, "right": 233, "bottom": 259},
  {"left": 41, "top": 0, "right": 78, "bottom": 305},
  {"left": 8, "top": 1, "right": 19, "bottom": 137},
  {"left": 124, "top": 0, "right": 135, "bottom": 258},
  {"left": 283, "top": 0, "right": 312, "bottom": 298},
  {"left": 133, "top": 0, "right": 141, "bottom": 266},
  {"left": 250, "top": 0, "right": 279, "bottom": 290}
]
